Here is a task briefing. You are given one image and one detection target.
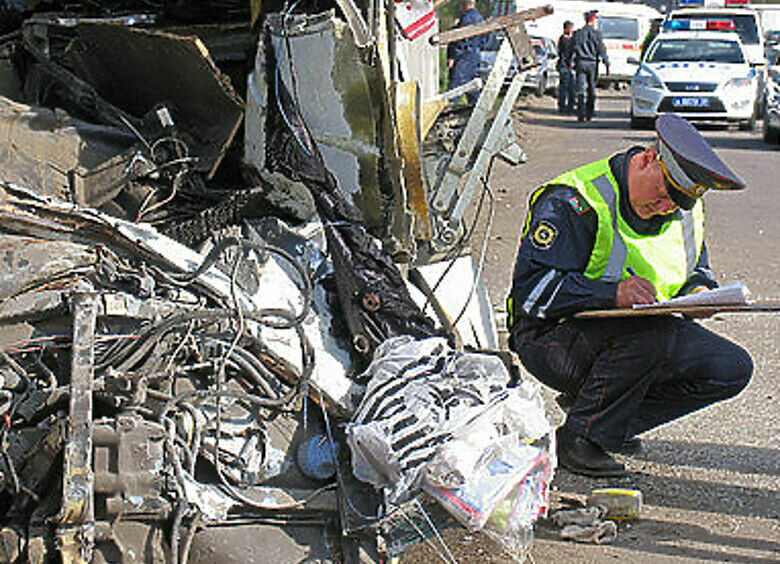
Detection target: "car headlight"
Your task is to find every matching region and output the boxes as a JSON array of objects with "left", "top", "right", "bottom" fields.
[
  {"left": 632, "top": 74, "right": 663, "bottom": 89},
  {"left": 723, "top": 76, "right": 754, "bottom": 90}
]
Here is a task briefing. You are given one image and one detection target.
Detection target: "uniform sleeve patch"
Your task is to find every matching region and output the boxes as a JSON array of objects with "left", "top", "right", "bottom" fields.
[
  {"left": 568, "top": 195, "right": 590, "bottom": 215},
  {"left": 530, "top": 220, "right": 558, "bottom": 250}
]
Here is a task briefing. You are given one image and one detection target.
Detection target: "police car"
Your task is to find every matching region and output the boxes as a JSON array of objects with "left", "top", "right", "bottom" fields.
[{"left": 629, "top": 25, "right": 759, "bottom": 130}]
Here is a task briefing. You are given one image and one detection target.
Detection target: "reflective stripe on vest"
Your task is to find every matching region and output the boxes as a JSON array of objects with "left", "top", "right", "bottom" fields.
[
  {"left": 591, "top": 174, "right": 627, "bottom": 282},
  {"left": 529, "top": 156, "right": 705, "bottom": 302}
]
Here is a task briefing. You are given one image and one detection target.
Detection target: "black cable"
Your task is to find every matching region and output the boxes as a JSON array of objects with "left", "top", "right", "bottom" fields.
[{"left": 150, "top": 236, "right": 313, "bottom": 328}]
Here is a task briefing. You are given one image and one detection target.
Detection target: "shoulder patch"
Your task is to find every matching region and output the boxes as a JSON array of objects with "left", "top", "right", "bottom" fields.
[
  {"left": 531, "top": 220, "right": 558, "bottom": 250},
  {"left": 568, "top": 195, "right": 590, "bottom": 215}
]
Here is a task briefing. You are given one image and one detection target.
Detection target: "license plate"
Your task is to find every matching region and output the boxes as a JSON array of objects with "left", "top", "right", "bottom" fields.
[{"left": 672, "top": 97, "right": 710, "bottom": 108}]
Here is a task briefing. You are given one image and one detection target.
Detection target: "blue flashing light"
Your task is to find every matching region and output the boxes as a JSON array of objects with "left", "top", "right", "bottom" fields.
[
  {"left": 678, "top": 0, "right": 704, "bottom": 5},
  {"left": 663, "top": 20, "right": 690, "bottom": 30}
]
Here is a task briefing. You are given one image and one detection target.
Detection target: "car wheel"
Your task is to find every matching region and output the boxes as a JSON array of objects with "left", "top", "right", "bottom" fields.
[
  {"left": 763, "top": 118, "right": 780, "bottom": 144},
  {"left": 536, "top": 74, "right": 546, "bottom": 98},
  {"left": 739, "top": 111, "right": 756, "bottom": 131}
]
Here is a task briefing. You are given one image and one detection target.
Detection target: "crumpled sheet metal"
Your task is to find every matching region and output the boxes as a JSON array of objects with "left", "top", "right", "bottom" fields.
[
  {"left": 60, "top": 23, "right": 244, "bottom": 179},
  {"left": 0, "top": 234, "right": 96, "bottom": 301},
  {"left": 0, "top": 96, "right": 135, "bottom": 206},
  {"left": 1, "top": 183, "right": 359, "bottom": 415},
  {"left": 245, "top": 11, "right": 385, "bottom": 227}
]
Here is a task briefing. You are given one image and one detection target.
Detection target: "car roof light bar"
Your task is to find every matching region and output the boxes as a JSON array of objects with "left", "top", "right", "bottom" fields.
[
  {"left": 707, "top": 19, "right": 736, "bottom": 31},
  {"left": 663, "top": 19, "right": 736, "bottom": 32}
]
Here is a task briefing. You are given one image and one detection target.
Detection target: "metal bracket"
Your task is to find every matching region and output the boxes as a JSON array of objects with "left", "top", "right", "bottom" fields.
[{"left": 56, "top": 293, "right": 97, "bottom": 564}]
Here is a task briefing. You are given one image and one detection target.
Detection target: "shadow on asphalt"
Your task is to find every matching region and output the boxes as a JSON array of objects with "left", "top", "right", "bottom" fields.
[
  {"left": 551, "top": 468, "right": 779, "bottom": 520},
  {"left": 535, "top": 516, "right": 780, "bottom": 564},
  {"left": 632, "top": 439, "right": 780, "bottom": 476},
  {"left": 703, "top": 135, "right": 780, "bottom": 152}
]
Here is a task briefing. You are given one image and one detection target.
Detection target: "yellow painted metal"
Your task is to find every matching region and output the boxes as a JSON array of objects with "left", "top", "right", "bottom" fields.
[
  {"left": 420, "top": 98, "right": 448, "bottom": 140},
  {"left": 395, "top": 81, "right": 431, "bottom": 241},
  {"left": 250, "top": 0, "right": 262, "bottom": 29}
]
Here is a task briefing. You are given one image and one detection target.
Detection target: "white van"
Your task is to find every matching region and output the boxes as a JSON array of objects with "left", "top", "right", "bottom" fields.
[{"left": 521, "top": 0, "right": 662, "bottom": 81}]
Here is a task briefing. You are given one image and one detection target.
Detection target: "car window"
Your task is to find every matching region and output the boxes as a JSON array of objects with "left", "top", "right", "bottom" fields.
[
  {"left": 671, "top": 14, "right": 759, "bottom": 45},
  {"left": 647, "top": 38, "right": 745, "bottom": 63},
  {"left": 600, "top": 16, "right": 639, "bottom": 41}
]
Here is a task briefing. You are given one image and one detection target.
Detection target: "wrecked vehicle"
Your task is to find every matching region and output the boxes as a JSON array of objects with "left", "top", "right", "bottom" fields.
[{"left": 0, "top": 1, "right": 555, "bottom": 562}]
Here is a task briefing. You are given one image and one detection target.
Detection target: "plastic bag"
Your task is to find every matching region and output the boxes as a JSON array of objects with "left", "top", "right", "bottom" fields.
[{"left": 423, "top": 440, "right": 552, "bottom": 531}]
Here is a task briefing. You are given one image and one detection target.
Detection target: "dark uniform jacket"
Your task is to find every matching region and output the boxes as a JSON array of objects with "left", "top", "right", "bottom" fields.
[
  {"left": 446, "top": 8, "right": 487, "bottom": 65},
  {"left": 508, "top": 148, "right": 717, "bottom": 327},
  {"left": 557, "top": 33, "right": 575, "bottom": 71},
  {"left": 573, "top": 25, "right": 610, "bottom": 67}
]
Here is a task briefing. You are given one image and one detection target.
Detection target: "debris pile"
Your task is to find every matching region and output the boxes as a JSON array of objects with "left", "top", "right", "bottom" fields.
[{"left": 0, "top": 1, "right": 555, "bottom": 562}]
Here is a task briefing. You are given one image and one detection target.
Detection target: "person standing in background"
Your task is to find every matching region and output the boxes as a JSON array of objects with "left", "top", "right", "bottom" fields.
[
  {"left": 573, "top": 10, "right": 610, "bottom": 122},
  {"left": 447, "top": 0, "right": 487, "bottom": 105},
  {"left": 557, "top": 20, "right": 576, "bottom": 114},
  {"left": 641, "top": 18, "right": 663, "bottom": 61}
]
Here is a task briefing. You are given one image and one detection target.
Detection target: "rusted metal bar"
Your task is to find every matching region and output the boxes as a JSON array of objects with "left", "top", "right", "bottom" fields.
[
  {"left": 56, "top": 293, "right": 98, "bottom": 564},
  {"left": 430, "top": 5, "right": 554, "bottom": 46}
]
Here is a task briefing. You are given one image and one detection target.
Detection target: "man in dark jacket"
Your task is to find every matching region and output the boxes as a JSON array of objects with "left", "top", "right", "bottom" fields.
[
  {"left": 640, "top": 18, "right": 662, "bottom": 61},
  {"left": 447, "top": 0, "right": 487, "bottom": 105},
  {"left": 506, "top": 115, "right": 753, "bottom": 477},
  {"left": 573, "top": 10, "right": 610, "bottom": 121},
  {"left": 557, "top": 20, "right": 576, "bottom": 114}
]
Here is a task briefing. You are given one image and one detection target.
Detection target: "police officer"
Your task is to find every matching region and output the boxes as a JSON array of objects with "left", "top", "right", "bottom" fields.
[
  {"left": 557, "top": 20, "right": 576, "bottom": 115},
  {"left": 573, "top": 10, "right": 609, "bottom": 122},
  {"left": 447, "top": 0, "right": 487, "bottom": 106},
  {"left": 506, "top": 115, "right": 753, "bottom": 477}
]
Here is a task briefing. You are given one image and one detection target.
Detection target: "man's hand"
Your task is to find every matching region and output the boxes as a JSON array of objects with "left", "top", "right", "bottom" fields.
[
  {"left": 616, "top": 275, "right": 656, "bottom": 308},
  {"left": 447, "top": 58, "right": 454, "bottom": 69}
]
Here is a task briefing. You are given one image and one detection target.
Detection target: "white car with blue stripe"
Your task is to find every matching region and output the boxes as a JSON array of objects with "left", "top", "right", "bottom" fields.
[{"left": 629, "top": 30, "right": 759, "bottom": 130}]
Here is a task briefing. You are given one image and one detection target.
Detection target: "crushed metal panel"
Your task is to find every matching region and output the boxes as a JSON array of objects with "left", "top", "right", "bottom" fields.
[
  {"left": 62, "top": 23, "right": 244, "bottom": 179},
  {"left": 395, "top": 82, "right": 430, "bottom": 241},
  {"left": 0, "top": 96, "right": 135, "bottom": 204},
  {"left": 245, "top": 11, "right": 386, "bottom": 228},
  {"left": 0, "top": 235, "right": 96, "bottom": 301}
]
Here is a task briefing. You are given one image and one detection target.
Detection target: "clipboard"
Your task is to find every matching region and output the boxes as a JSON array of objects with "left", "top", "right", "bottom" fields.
[{"left": 575, "top": 303, "right": 780, "bottom": 319}]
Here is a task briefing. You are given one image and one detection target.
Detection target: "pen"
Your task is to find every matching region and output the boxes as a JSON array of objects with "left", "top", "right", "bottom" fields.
[{"left": 627, "top": 267, "right": 637, "bottom": 277}]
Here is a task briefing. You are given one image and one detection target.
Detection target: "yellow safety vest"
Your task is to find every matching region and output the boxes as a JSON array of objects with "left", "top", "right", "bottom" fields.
[{"left": 522, "top": 156, "right": 705, "bottom": 303}]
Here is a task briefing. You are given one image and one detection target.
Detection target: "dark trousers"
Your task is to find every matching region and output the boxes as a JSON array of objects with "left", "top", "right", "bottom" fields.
[
  {"left": 575, "top": 61, "right": 598, "bottom": 120},
  {"left": 558, "top": 67, "right": 575, "bottom": 113},
  {"left": 510, "top": 317, "right": 752, "bottom": 450}
]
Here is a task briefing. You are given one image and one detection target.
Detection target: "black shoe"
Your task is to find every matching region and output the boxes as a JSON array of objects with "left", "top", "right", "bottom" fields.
[
  {"left": 611, "top": 437, "right": 643, "bottom": 455},
  {"left": 577, "top": 115, "right": 585, "bottom": 122},
  {"left": 557, "top": 427, "right": 626, "bottom": 477}
]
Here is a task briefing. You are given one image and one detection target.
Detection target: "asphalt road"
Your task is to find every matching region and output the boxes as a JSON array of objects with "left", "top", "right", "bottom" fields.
[{"left": 403, "top": 91, "right": 780, "bottom": 563}]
